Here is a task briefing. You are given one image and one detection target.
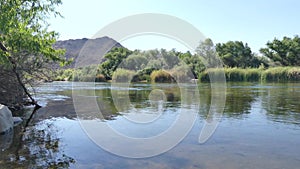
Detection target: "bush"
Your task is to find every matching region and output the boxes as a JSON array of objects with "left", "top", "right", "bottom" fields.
[
  {"left": 150, "top": 70, "right": 174, "bottom": 83},
  {"left": 112, "top": 69, "right": 135, "bottom": 82},
  {"left": 95, "top": 74, "right": 107, "bottom": 82},
  {"left": 131, "top": 67, "right": 156, "bottom": 82},
  {"left": 199, "top": 68, "right": 226, "bottom": 82},
  {"left": 171, "top": 65, "right": 193, "bottom": 82},
  {"left": 52, "top": 69, "right": 74, "bottom": 81}
]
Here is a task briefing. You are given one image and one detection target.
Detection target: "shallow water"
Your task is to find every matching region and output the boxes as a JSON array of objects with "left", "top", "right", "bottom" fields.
[{"left": 1, "top": 82, "right": 300, "bottom": 168}]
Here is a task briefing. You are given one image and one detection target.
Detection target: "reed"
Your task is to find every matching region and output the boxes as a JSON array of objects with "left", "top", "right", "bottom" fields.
[
  {"left": 262, "top": 67, "right": 300, "bottom": 82},
  {"left": 199, "top": 67, "right": 300, "bottom": 82}
]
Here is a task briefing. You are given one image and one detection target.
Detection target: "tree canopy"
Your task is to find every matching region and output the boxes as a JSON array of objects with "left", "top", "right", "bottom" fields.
[
  {"left": 195, "top": 38, "right": 220, "bottom": 68},
  {"left": 216, "top": 41, "right": 261, "bottom": 68},
  {"left": 99, "top": 47, "right": 133, "bottom": 80},
  {"left": 260, "top": 35, "right": 300, "bottom": 66},
  {"left": 0, "top": 0, "right": 65, "bottom": 63},
  {"left": 0, "top": 0, "right": 66, "bottom": 108}
]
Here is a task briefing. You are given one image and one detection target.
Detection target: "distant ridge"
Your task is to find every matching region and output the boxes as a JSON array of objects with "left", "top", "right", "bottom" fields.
[{"left": 54, "top": 36, "right": 123, "bottom": 68}]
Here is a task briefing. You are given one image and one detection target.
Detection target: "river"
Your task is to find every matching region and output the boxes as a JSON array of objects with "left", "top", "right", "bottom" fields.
[{"left": 1, "top": 81, "right": 300, "bottom": 168}]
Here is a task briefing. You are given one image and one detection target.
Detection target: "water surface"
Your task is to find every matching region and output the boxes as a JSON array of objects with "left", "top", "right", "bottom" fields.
[{"left": 1, "top": 82, "right": 300, "bottom": 168}]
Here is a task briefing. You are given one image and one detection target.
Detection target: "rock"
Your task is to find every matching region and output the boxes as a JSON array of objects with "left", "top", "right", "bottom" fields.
[
  {"left": 0, "top": 129, "right": 13, "bottom": 151},
  {"left": 13, "top": 117, "right": 23, "bottom": 126},
  {"left": 0, "top": 104, "right": 14, "bottom": 134}
]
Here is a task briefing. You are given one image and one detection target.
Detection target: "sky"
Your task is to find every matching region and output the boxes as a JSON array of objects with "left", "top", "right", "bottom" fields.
[{"left": 49, "top": 0, "right": 300, "bottom": 53}]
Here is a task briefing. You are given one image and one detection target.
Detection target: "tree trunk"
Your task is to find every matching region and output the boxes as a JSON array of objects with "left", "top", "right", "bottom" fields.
[{"left": 0, "top": 42, "right": 41, "bottom": 109}]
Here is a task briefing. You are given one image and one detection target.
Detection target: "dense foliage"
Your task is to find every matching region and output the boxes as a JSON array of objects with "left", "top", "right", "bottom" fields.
[
  {"left": 260, "top": 36, "right": 300, "bottom": 66},
  {"left": 0, "top": 0, "right": 66, "bottom": 107},
  {"left": 98, "top": 47, "right": 132, "bottom": 80},
  {"left": 55, "top": 35, "right": 300, "bottom": 83},
  {"left": 215, "top": 41, "right": 262, "bottom": 68}
]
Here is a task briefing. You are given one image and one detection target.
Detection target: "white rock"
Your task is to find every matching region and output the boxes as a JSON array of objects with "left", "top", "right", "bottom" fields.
[{"left": 0, "top": 104, "right": 14, "bottom": 134}]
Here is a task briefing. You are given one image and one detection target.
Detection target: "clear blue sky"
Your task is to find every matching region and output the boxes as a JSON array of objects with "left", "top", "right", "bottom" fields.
[{"left": 49, "top": 0, "right": 300, "bottom": 53}]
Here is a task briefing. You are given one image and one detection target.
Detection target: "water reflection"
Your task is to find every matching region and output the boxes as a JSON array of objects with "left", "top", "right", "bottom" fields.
[
  {"left": 224, "top": 84, "right": 258, "bottom": 118},
  {"left": 0, "top": 82, "right": 300, "bottom": 168},
  {"left": 260, "top": 83, "right": 300, "bottom": 125},
  {"left": 21, "top": 81, "right": 300, "bottom": 124},
  {"left": 0, "top": 110, "right": 75, "bottom": 168}
]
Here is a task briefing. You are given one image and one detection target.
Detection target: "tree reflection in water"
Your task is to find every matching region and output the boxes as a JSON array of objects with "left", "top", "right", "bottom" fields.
[
  {"left": 1, "top": 82, "right": 300, "bottom": 169},
  {"left": 0, "top": 108, "right": 75, "bottom": 168},
  {"left": 261, "top": 84, "right": 300, "bottom": 125}
]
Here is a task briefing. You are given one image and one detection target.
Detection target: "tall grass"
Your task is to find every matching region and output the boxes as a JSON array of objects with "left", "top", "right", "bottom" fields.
[
  {"left": 199, "top": 67, "right": 300, "bottom": 82},
  {"left": 225, "top": 67, "right": 261, "bottom": 81},
  {"left": 54, "top": 66, "right": 300, "bottom": 83},
  {"left": 261, "top": 67, "right": 300, "bottom": 82}
]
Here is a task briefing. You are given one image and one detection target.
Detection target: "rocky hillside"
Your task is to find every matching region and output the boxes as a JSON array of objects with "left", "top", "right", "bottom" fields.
[{"left": 54, "top": 36, "right": 122, "bottom": 68}]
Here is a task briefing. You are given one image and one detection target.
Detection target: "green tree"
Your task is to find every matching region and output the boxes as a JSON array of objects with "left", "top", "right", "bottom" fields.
[
  {"left": 98, "top": 47, "right": 132, "bottom": 80},
  {"left": 260, "top": 35, "right": 300, "bottom": 66},
  {"left": 122, "top": 54, "right": 148, "bottom": 70},
  {"left": 0, "top": 0, "right": 66, "bottom": 108},
  {"left": 160, "top": 48, "right": 180, "bottom": 69},
  {"left": 179, "top": 51, "right": 205, "bottom": 78},
  {"left": 196, "top": 38, "right": 220, "bottom": 68},
  {"left": 216, "top": 41, "right": 260, "bottom": 68}
]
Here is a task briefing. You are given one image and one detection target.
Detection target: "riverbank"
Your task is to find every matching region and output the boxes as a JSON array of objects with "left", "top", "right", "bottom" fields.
[{"left": 53, "top": 66, "right": 300, "bottom": 83}]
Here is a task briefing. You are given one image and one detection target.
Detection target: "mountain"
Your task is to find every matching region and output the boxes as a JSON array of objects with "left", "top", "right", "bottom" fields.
[{"left": 54, "top": 36, "right": 123, "bottom": 68}]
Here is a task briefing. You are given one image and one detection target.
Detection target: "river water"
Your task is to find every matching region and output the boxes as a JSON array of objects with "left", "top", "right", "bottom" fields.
[{"left": 1, "top": 81, "right": 300, "bottom": 169}]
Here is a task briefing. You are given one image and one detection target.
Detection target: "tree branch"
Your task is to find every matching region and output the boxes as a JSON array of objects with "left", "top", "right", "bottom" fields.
[
  {"left": 0, "top": 42, "right": 8, "bottom": 52},
  {"left": 1, "top": 41, "right": 41, "bottom": 108}
]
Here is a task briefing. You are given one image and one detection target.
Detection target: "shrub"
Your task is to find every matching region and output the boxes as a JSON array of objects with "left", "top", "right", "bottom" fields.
[
  {"left": 112, "top": 69, "right": 135, "bottom": 82},
  {"left": 95, "top": 74, "right": 107, "bottom": 82},
  {"left": 150, "top": 70, "right": 174, "bottom": 83},
  {"left": 199, "top": 68, "right": 226, "bottom": 82},
  {"left": 171, "top": 65, "right": 193, "bottom": 82},
  {"left": 131, "top": 67, "right": 156, "bottom": 82}
]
